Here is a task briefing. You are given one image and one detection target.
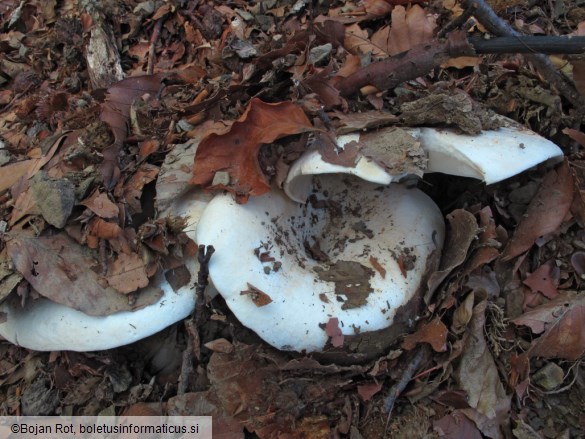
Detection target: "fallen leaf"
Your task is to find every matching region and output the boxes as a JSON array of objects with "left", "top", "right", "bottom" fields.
[
  {"left": 325, "top": 317, "right": 344, "bottom": 347},
  {"left": 89, "top": 217, "right": 124, "bottom": 240},
  {"left": 240, "top": 283, "right": 273, "bottom": 307},
  {"left": 191, "top": 98, "right": 314, "bottom": 202},
  {"left": 563, "top": 127, "right": 585, "bottom": 147},
  {"left": 433, "top": 411, "right": 482, "bottom": 439},
  {"left": 107, "top": 252, "right": 149, "bottom": 294},
  {"left": 455, "top": 298, "right": 507, "bottom": 419},
  {"left": 6, "top": 232, "right": 159, "bottom": 316},
  {"left": 371, "top": 5, "right": 436, "bottom": 57},
  {"left": 426, "top": 209, "right": 479, "bottom": 300},
  {"left": 123, "top": 163, "right": 160, "bottom": 214},
  {"left": 523, "top": 261, "right": 559, "bottom": 299},
  {"left": 81, "top": 190, "right": 119, "bottom": 219},
  {"left": 357, "top": 381, "right": 383, "bottom": 402},
  {"left": 369, "top": 256, "right": 386, "bottom": 278},
  {"left": 402, "top": 318, "right": 448, "bottom": 352},
  {"left": 204, "top": 338, "right": 235, "bottom": 354},
  {"left": 100, "top": 74, "right": 164, "bottom": 187},
  {"left": 512, "top": 291, "right": 585, "bottom": 360},
  {"left": 0, "top": 160, "right": 33, "bottom": 193},
  {"left": 502, "top": 160, "right": 573, "bottom": 261}
]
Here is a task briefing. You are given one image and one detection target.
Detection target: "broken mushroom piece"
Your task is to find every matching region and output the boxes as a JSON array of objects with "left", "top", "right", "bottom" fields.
[
  {"left": 285, "top": 122, "right": 563, "bottom": 203},
  {"left": 197, "top": 176, "right": 445, "bottom": 353},
  {"left": 413, "top": 124, "right": 564, "bottom": 184},
  {"left": 0, "top": 190, "right": 210, "bottom": 352}
]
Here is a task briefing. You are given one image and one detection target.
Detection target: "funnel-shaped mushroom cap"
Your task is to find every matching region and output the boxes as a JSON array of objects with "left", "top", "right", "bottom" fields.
[
  {"left": 414, "top": 125, "right": 563, "bottom": 184},
  {"left": 0, "top": 190, "right": 210, "bottom": 352},
  {"left": 197, "top": 176, "right": 444, "bottom": 352}
]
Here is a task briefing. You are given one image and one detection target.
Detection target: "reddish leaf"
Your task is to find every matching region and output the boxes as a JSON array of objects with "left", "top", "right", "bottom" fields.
[
  {"left": 369, "top": 256, "right": 386, "bottom": 279},
  {"left": 433, "top": 411, "right": 482, "bottom": 439},
  {"left": 523, "top": 261, "right": 559, "bottom": 299},
  {"left": 402, "top": 318, "right": 448, "bottom": 352},
  {"left": 191, "top": 99, "right": 314, "bottom": 202},
  {"left": 325, "top": 317, "right": 344, "bottom": 347},
  {"left": 512, "top": 292, "right": 585, "bottom": 360},
  {"left": 89, "top": 217, "right": 123, "bottom": 240},
  {"left": 502, "top": 160, "right": 574, "bottom": 260},
  {"left": 357, "top": 381, "right": 383, "bottom": 402},
  {"left": 240, "top": 283, "right": 273, "bottom": 307}
]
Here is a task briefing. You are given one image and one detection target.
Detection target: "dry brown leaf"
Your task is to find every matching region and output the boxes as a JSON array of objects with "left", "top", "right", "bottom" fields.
[
  {"left": 9, "top": 187, "right": 39, "bottom": 227},
  {"left": 240, "top": 283, "right": 273, "bottom": 307},
  {"left": 426, "top": 209, "right": 479, "bottom": 300},
  {"left": 100, "top": 74, "right": 164, "bottom": 187},
  {"left": 512, "top": 291, "right": 585, "bottom": 360},
  {"left": 6, "top": 232, "right": 158, "bottom": 316},
  {"left": 402, "top": 318, "right": 448, "bottom": 352},
  {"left": 107, "top": 252, "right": 149, "bottom": 294},
  {"left": 502, "top": 160, "right": 574, "bottom": 261},
  {"left": 89, "top": 217, "right": 124, "bottom": 240},
  {"left": 523, "top": 261, "right": 559, "bottom": 299},
  {"left": 191, "top": 98, "right": 314, "bottom": 202},
  {"left": 357, "top": 381, "right": 383, "bottom": 402},
  {"left": 344, "top": 23, "right": 374, "bottom": 56},
  {"left": 562, "top": 127, "right": 585, "bottom": 147},
  {"left": 123, "top": 163, "right": 160, "bottom": 214},
  {"left": 81, "top": 190, "right": 119, "bottom": 219},
  {"left": 455, "top": 299, "right": 508, "bottom": 419},
  {"left": 0, "top": 160, "right": 33, "bottom": 193},
  {"left": 433, "top": 411, "right": 483, "bottom": 439},
  {"left": 371, "top": 5, "right": 436, "bottom": 57}
]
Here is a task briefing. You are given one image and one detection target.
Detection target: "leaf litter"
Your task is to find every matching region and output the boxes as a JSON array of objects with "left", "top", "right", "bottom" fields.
[{"left": 0, "top": 0, "right": 585, "bottom": 437}]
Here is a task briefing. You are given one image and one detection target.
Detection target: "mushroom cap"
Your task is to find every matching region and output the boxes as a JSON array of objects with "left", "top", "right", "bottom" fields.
[
  {"left": 285, "top": 122, "right": 562, "bottom": 204},
  {"left": 0, "top": 189, "right": 210, "bottom": 352},
  {"left": 414, "top": 125, "right": 563, "bottom": 184},
  {"left": 284, "top": 133, "right": 401, "bottom": 203},
  {"left": 197, "top": 176, "right": 444, "bottom": 352}
]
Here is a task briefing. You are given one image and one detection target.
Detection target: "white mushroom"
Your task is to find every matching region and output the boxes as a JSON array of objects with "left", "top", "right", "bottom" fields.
[
  {"left": 285, "top": 122, "right": 563, "bottom": 203},
  {"left": 198, "top": 120, "right": 563, "bottom": 353},
  {"left": 412, "top": 125, "right": 564, "bottom": 184},
  {"left": 197, "top": 176, "right": 444, "bottom": 352},
  {"left": 0, "top": 189, "right": 210, "bottom": 352}
]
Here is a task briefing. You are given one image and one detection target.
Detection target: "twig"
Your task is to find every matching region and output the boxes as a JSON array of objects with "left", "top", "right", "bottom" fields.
[
  {"left": 463, "top": 0, "right": 584, "bottom": 108},
  {"left": 383, "top": 345, "right": 428, "bottom": 415},
  {"left": 338, "top": 32, "right": 476, "bottom": 96},
  {"left": 177, "top": 245, "right": 215, "bottom": 394},
  {"left": 147, "top": 17, "right": 164, "bottom": 75},
  {"left": 194, "top": 244, "right": 215, "bottom": 326},
  {"left": 438, "top": 4, "right": 477, "bottom": 38},
  {"left": 472, "top": 36, "right": 585, "bottom": 54}
]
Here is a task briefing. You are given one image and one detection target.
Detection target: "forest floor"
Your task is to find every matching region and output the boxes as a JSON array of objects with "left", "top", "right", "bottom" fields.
[{"left": 1, "top": 0, "right": 585, "bottom": 438}]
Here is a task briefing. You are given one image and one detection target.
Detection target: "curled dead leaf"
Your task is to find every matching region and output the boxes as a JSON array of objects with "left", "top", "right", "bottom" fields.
[
  {"left": 240, "top": 283, "right": 273, "bottom": 307},
  {"left": 191, "top": 98, "right": 315, "bottom": 203}
]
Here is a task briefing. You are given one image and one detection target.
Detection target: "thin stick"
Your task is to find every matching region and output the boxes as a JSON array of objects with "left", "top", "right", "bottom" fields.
[
  {"left": 177, "top": 245, "right": 214, "bottom": 394},
  {"left": 383, "top": 345, "right": 428, "bottom": 415},
  {"left": 472, "top": 36, "right": 585, "bottom": 54},
  {"left": 147, "top": 18, "right": 164, "bottom": 75},
  {"left": 463, "top": 0, "right": 583, "bottom": 108}
]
